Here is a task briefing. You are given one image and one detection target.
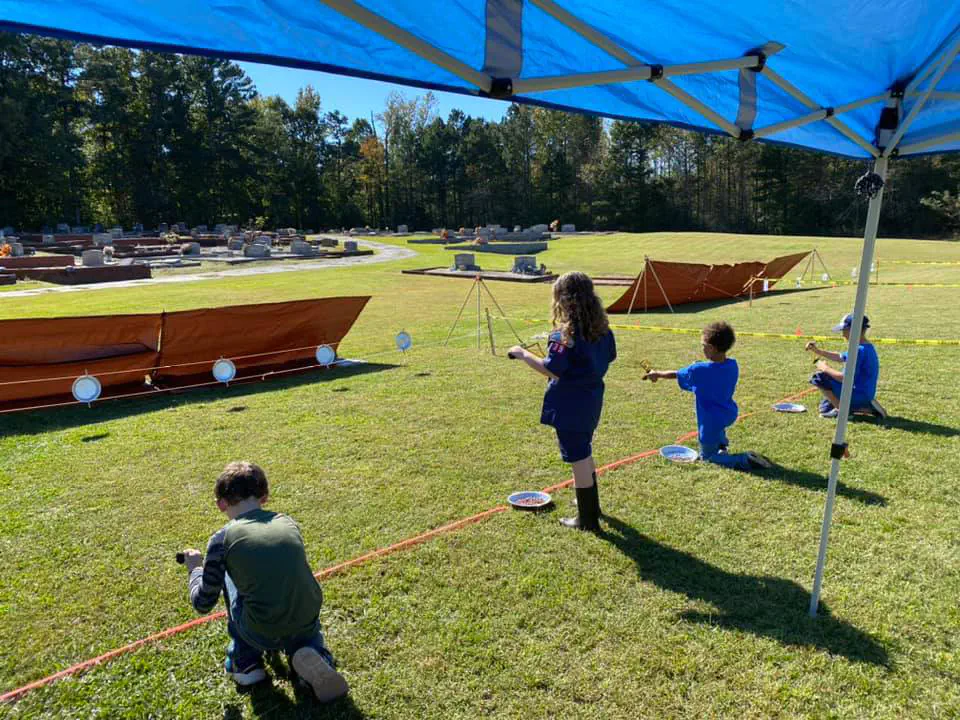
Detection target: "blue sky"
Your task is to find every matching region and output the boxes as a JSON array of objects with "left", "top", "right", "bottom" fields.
[{"left": 237, "top": 61, "right": 511, "bottom": 124}]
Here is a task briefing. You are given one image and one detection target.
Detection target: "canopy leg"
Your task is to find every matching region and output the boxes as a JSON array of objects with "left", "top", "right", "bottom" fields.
[{"left": 809, "top": 156, "right": 887, "bottom": 616}]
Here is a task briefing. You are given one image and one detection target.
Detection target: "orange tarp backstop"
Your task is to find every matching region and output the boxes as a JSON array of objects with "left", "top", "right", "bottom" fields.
[
  {"left": 606, "top": 251, "right": 811, "bottom": 313},
  {"left": 0, "top": 296, "right": 370, "bottom": 409}
]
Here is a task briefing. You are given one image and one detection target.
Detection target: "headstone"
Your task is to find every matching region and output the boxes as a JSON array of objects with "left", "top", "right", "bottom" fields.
[
  {"left": 318, "top": 237, "right": 339, "bottom": 247},
  {"left": 397, "top": 224, "right": 408, "bottom": 233},
  {"left": 93, "top": 223, "right": 105, "bottom": 233},
  {"left": 158, "top": 223, "right": 169, "bottom": 234},
  {"left": 81, "top": 249, "right": 104, "bottom": 267},
  {"left": 228, "top": 238, "right": 245, "bottom": 251},
  {"left": 243, "top": 243, "right": 270, "bottom": 258},
  {"left": 291, "top": 239, "right": 314, "bottom": 255},
  {"left": 344, "top": 240, "right": 358, "bottom": 252},
  {"left": 42, "top": 234, "right": 54, "bottom": 245},
  {"left": 56, "top": 223, "right": 71, "bottom": 234},
  {"left": 454, "top": 253, "right": 478, "bottom": 271},
  {"left": 531, "top": 224, "right": 548, "bottom": 234},
  {"left": 561, "top": 224, "right": 576, "bottom": 232},
  {"left": 512, "top": 256, "right": 538, "bottom": 274},
  {"left": 133, "top": 223, "right": 144, "bottom": 233},
  {"left": 9, "top": 242, "right": 24, "bottom": 257},
  {"left": 179, "top": 242, "right": 202, "bottom": 256},
  {"left": 93, "top": 233, "right": 114, "bottom": 246},
  {"left": 253, "top": 234, "right": 272, "bottom": 246},
  {"left": 110, "top": 226, "right": 123, "bottom": 239},
  {"left": 514, "top": 225, "right": 522, "bottom": 233}
]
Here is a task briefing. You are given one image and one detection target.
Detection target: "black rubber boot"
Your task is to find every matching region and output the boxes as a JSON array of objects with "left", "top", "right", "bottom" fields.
[
  {"left": 571, "top": 473, "right": 601, "bottom": 515},
  {"left": 560, "top": 483, "right": 600, "bottom": 531}
]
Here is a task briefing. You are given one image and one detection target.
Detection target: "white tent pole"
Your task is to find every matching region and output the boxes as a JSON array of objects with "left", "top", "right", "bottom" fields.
[
  {"left": 907, "top": 91, "right": 960, "bottom": 102},
  {"left": 809, "top": 155, "right": 888, "bottom": 617},
  {"left": 752, "top": 94, "right": 885, "bottom": 139},
  {"left": 897, "top": 129, "right": 960, "bottom": 156},
  {"left": 527, "top": 0, "right": 749, "bottom": 139},
  {"left": 761, "top": 68, "right": 879, "bottom": 157},
  {"left": 511, "top": 55, "right": 761, "bottom": 95},
  {"left": 885, "top": 39, "right": 960, "bottom": 154},
  {"left": 317, "top": 0, "right": 492, "bottom": 92},
  {"left": 903, "top": 27, "right": 960, "bottom": 98}
]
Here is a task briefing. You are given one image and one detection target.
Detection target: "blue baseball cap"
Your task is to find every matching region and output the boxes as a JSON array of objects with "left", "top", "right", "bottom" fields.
[{"left": 832, "top": 313, "right": 870, "bottom": 332}]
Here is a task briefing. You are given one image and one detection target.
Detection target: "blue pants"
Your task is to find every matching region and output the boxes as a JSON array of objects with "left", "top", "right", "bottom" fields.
[
  {"left": 224, "top": 573, "right": 335, "bottom": 673},
  {"left": 699, "top": 440, "right": 752, "bottom": 470},
  {"left": 810, "top": 372, "right": 871, "bottom": 410}
]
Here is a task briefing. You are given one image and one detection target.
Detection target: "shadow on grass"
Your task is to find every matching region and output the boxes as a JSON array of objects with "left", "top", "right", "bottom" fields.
[
  {"left": 229, "top": 677, "right": 367, "bottom": 719},
  {"left": 758, "top": 465, "right": 887, "bottom": 506},
  {"left": 853, "top": 414, "right": 959, "bottom": 438},
  {"left": 601, "top": 515, "right": 891, "bottom": 667},
  {"left": 0, "top": 362, "right": 399, "bottom": 438}
]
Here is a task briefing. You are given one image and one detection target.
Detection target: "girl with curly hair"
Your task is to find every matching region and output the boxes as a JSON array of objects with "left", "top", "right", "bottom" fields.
[{"left": 509, "top": 271, "right": 616, "bottom": 530}]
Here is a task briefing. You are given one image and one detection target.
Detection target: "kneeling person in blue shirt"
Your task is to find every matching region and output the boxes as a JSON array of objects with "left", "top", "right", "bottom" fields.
[
  {"left": 806, "top": 313, "right": 884, "bottom": 419},
  {"left": 643, "top": 321, "right": 771, "bottom": 470},
  {"left": 181, "top": 461, "right": 348, "bottom": 702}
]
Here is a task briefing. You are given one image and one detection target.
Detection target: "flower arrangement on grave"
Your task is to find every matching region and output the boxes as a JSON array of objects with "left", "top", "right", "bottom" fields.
[{"left": 0, "top": 243, "right": 11, "bottom": 257}]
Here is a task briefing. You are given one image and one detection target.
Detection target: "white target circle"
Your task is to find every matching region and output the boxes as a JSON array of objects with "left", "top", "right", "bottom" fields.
[
  {"left": 821, "top": 273, "right": 829, "bottom": 282},
  {"left": 396, "top": 331, "right": 412, "bottom": 352},
  {"left": 315, "top": 344, "right": 336, "bottom": 366},
  {"left": 212, "top": 358, "right": 236, "bottom": 383},
  {"left": 72, "top": 374, "right": 102, "bottom": 404}
]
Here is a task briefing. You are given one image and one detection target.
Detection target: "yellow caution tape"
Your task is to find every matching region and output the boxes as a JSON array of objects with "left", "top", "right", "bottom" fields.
[{"left": 492, "top": 316, "right": 960, "bottom": 346}]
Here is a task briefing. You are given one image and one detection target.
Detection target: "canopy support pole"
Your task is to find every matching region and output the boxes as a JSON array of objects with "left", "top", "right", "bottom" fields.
[
  {"left": 809, "top": 155, "right": 888, "bottom": 617},
  {"left": 885, "top": 38, "right": 960, "bottom": 153},
  {"left": 317, "top": 0, "right": 493, "bottom": 92}
]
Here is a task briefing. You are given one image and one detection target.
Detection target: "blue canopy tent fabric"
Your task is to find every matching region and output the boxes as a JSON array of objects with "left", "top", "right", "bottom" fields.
[{"left": 2, "top": 0, "right": 958, "bottom": 614}]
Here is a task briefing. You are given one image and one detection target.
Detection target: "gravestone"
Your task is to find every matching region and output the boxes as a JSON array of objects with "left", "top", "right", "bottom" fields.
[
  {"left": 228, "top": 238, "right": 245, "bottom": 251},
  {"left": 512, "top": 256, "right": 538, "bottom": 274},
  {"left": 244, "top": 243, "right": 270, "bottom": 258},
  {"left": 42, "top": 234, "right": 54, "bottom": 245},
  {"left": 158, "top": 223, "right": 169, "bottom": 234},
  {"left": 561, "top": 224, "right": 576, "bottom": 232},
  {"left": 81, "top": 249, "right": 104, "bottom": 267},
  {"left": 9, "top": 242, "right": 24, "bottom": 257},
  {"left": 318, "top": 237, "right": 339, "bottom": 247},
  {"left": 110, "top": 226, "right": 123, "bottom": 239},
  {"left": 454, "top": 253, "right": 479, "bottom": 271},
  {"left": 253, "top": 234, "right": 273, "bottom": 246},
  {"left": 179, "top": 242, "right": 201, "bottom": 256},
  {"left": 291, "top": 239, "right": 314, "bottom": 255},
  {"left": 93, "top": 233, "right": 114, "bottom": 246},
  {"left": 344, "top": 240, "right": 358, "bottom": 252},
  {"left": 397, "top": 224, "right": 408, "bottom": 233},
  {"left": 56, "top": 223, "right": 71, "bottom": 234}
]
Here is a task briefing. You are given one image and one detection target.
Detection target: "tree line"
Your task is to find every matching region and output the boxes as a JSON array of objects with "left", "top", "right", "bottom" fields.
[{"left": 2, "top": 34, "right": 959, "bottom": 237}]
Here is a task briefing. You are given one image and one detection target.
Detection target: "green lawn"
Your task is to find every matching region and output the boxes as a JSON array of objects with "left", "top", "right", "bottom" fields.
[{"left": 1, "top": 233, "right": 958, "bottom": 718}]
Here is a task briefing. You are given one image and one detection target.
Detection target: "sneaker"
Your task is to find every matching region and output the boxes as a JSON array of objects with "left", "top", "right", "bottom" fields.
[
  {"left": 870, "top": 399, "right": 887, "bottom": 420},
  {"left": 820, "top": 407, "right": 839, "bottom": 419},
  {"left": 746, "top": 452, "right": 773, "bottom": 469},
  {"left": 227, "top": 664, "right": 267, "bottom": 687},
  {"left": 818, "top": 399, "right": 834, "bottom": 415},
  {"left": 292, "top": 647, "right": 349, "bottom": 703}
]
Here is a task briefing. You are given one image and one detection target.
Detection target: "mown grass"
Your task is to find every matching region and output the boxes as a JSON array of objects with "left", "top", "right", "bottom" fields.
[{"left": 1, "top": 232, "right": 958, "bottom": 719}]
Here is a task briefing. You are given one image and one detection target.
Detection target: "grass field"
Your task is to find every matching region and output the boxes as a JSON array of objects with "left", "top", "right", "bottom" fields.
[{"left": 1, "top": 232, "right": 958, "bottom": 719}]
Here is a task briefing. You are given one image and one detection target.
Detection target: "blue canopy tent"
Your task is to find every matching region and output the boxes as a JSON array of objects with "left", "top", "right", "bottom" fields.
[{"left": 2, "top": 0, "right": 958, "bottom": 615}]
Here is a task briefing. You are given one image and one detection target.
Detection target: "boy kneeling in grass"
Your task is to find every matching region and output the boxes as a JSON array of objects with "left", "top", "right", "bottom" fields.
[
  {"left": 806, "top": 312, "right": 885, "bottom": 419},
  {"left": 181, "top": 461, "right": 348, "bottom": 702},
  {"left": 643, "top": 321, "right": 772, "bottom": 470}
]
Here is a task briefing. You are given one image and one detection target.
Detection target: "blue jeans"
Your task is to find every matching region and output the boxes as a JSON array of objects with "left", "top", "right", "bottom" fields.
[
  {"left": 224, "top": 573, "right": 335, "bottom": 673},
  {"left": 810, "top": 372, "right": 871, "bottom": 410},
  {"left": 699, "top": 431, "right": 751, "bottom": 471}
]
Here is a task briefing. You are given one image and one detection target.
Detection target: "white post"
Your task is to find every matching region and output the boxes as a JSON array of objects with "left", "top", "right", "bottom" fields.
[{"left": 809, "top": 155, "right": 888, "bottom": 616}]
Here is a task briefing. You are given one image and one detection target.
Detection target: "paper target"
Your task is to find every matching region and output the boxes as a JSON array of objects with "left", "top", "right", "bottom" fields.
[
  {"left": 72, "top": 374, "right": 102, "bottom": 404},
  {"left": 396, "top": 331, "right": 413, "bottom": 352},
  {"left": 315, "top": 344, "right": 336, "bottom": 366},
  {"left": 212, "top": 358, "right": 236, "bottom": 383}
]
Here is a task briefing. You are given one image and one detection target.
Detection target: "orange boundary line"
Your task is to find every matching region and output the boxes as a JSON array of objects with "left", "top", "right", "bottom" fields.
[{"left": 1, "top": 386, "right": 818, "bottom": 704}]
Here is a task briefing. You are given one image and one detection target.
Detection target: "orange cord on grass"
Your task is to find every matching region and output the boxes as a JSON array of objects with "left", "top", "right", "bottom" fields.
[{"left": 1, "top": 386, "right": 818, "bottom": 704}]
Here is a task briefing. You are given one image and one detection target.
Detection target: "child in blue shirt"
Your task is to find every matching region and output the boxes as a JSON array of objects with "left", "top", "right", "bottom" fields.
[
  {"left": 508, "top": 271, "right": 616, "bottom": 531},
  {"left": 643, "top": 321, "right": 771, "bottom": 470},
  {"left": 806, "top": 312, "right": 884, "bottom": 419}
]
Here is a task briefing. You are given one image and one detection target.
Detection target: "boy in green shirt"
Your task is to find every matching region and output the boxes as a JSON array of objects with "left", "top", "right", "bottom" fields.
[{"left": 181, "top": 461, "right": 348, "bottom": 702}]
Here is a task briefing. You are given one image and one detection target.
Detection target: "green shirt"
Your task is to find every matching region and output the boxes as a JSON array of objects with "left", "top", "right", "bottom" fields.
[{"left": 190, "top": 508, "right": 322, "bottom": 640}]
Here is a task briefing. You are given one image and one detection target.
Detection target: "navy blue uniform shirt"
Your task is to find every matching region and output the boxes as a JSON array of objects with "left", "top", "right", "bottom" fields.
[{"left": 540, "top": 329, "right": 617, "bottom": 432}]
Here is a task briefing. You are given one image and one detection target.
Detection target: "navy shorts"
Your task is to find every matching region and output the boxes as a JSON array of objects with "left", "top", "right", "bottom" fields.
[{"left": 555, "top": 429, "right": 593, "bottom": 463}]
